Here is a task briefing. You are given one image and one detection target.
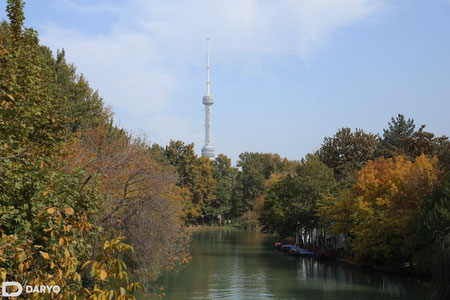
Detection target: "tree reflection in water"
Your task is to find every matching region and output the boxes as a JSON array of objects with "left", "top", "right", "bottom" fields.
[{"left": 158, "top": 229, "right": 428, "bottom": 300}]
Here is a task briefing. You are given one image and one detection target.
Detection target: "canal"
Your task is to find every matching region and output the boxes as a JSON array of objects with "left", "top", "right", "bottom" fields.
[{"left": 159, "top": 228, "right": 429, "bottom": 299}]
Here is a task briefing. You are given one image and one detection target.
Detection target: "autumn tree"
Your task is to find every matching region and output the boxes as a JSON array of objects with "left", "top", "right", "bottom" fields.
[
  {"left": 63, "top": 127, "right": 190, "bottom": 283},
  {"left": 405, "top": 125, "right": 448, "bottom": 158},
  {"left": 318, "top": 154, "right": 441, "bottom": 266}
]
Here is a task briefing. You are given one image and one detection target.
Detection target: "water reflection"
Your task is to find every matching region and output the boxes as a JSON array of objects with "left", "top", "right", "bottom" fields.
[{"left": 159, "top": 229, "right": 428, "bottom": 300}]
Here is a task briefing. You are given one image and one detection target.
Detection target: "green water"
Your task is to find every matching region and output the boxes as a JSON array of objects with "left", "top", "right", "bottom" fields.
[{"left": 160, "top": 229, "right": 429, "bottom": 300}]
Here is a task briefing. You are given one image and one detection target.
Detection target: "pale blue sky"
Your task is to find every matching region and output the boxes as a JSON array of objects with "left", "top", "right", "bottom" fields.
[{"left": 2, "top": 0, "right": 449, "bottom": 163}]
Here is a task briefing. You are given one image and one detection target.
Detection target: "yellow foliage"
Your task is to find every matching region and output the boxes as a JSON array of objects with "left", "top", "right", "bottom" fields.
[
  {"left": 318, "top": 154, "right": 441, "bottom": 264},
  {"left": 0, "top": 208, "right": 143, "bottom": 299}
]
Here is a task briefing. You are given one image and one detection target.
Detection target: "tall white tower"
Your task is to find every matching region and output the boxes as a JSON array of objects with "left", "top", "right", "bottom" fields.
[{"left": 201, "top": 36, "right": 215, "bottom": 159}]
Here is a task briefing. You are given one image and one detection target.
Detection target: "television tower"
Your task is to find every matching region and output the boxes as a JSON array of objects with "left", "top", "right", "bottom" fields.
[{"left": 201, "top": 35, "right": 215, "bottom": 159}]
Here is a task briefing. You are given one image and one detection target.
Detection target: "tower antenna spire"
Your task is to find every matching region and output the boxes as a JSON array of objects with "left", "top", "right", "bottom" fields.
[{"left": 206, "top": 32, "right": 210, "bottom": 95}]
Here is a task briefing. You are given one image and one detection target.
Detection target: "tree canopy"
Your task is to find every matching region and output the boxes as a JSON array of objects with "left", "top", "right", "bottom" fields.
[
  {"left": 318, "top": 128, "right": 378, "bottom": 183},
  {"left": 261, "top": 155, "right": 336, "bottom": 237},
  {"left": 318, "top": 154, "right": 440, "bottom": 265}
]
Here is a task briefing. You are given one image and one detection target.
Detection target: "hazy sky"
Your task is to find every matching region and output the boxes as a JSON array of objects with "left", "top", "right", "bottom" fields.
[{"left": 3, "top": 0, "right": 449, "bottom": 164}]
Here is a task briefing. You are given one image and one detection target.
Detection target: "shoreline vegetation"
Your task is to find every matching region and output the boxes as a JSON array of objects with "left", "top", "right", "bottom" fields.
[{"left": 0, "top": 1, "right": 449, "bottom": 299}]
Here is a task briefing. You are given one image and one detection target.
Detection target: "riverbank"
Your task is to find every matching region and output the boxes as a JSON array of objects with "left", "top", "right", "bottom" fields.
[
  {"left": 276, "top": 242, "right": 432, "bottom": 286},
  {"left": 184, "top": 224, "right": 241, "bottom": 231}
]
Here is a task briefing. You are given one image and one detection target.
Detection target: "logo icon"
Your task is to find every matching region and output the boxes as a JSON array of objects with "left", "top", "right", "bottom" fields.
[{"left": 1, "top": 282, "right": 22, "bottom": 297}]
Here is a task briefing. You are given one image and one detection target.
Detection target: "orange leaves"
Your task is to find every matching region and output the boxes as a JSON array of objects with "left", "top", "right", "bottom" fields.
[
  {"left": 354, "top": 154, "right": 440, "bottom": 212},
  {"left": 60, "top": 125, "right": 190, "bottom": 283},
  {"left": 2, "top": 94, "right": 16, "bottom": 110},
  {"left": 81, "top": 260, "right": 91, "bottom": 270},
  {"left": 358, "top": 154, "right": 440, "bottom": 216},
  {"left": 99, "top": 270, "right": 107, "bottom": 280},
  {"left": 39, "top": 251, "right": 50, "bottom": 260},
  {"left": 63, "top": 224, "right": 72, "bottom": 233},
  {"left": 38, "top": 206, "right": 77, "bottom": 221},
  {"left": 64, "top": 207, "right": 74, "bottom": 215},
  {"left": 38, "top": 207, "right": 58, "bottom": 220}
]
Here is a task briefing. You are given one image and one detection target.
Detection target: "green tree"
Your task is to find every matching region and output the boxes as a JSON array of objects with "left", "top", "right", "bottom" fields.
[
  {"left": 164, "top": 140, "right": 197, "bottom": 179},
  {"left": 318, "top": 128, "right": 378, "bottom": 184},
  {"left": 431, "top": 230, "right": 450, "bottom": 300},
  {"left": 261, "top": 154, "right": 336, "bottom": 237},
  {"left": 232, "top": 152, "right": 293, "bottom": 217},
  {"left": 53, "top": 49, "right": 106, "bottom": 132},
  {"left": 376, "top": 114, "right": 415, "bottom": 158},
  {"left": 206, "top": 154, "right": 237, "bottom": 222},
  {"left": 5, "top": 0, "right": 24, "bottom": 39},
  {"left": 164, "top": 140, "right": 215, "bottom": 222},
  {"left": 438, "top": 140, "right": 450, "bottom": 173},
  {"left": 0, "top": 0, "right": 71, "bottom": 236},
  {"left": 376, "top": 114, "right": 449, "bottom": 161},
  {"left": 0, "top": 1, "right": 144, "bottom": 296},
  {"left": 412, "top": 176, "right": 450, "bottom": 274}
]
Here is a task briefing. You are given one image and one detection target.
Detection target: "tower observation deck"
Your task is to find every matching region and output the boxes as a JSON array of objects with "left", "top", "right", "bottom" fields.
[{"left": 201, "top": 36, "right": 215, "bottom": 159}]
